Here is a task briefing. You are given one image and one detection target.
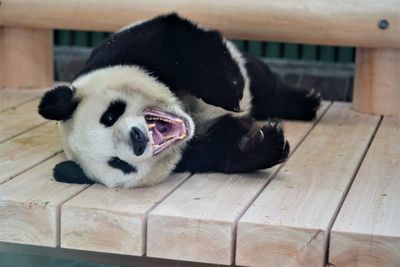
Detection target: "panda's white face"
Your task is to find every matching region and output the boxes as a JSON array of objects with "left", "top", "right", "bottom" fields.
[{"left": 59, "top": 66, "right": 195, "bottom": 188}]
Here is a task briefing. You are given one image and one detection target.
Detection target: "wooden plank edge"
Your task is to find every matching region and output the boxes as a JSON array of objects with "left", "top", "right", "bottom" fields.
[
  {"left": 0, "top": 121, "right": 48, "bottom": 144},
  {"left": 0, "top": 94, "right": 40, "bottom": 113},
  {"left": 0, "top": 154, "right": 90, "bottom": 247},
  {"left": 142, "top": 173, "right": 194, "bottom": 255},
  {"left": 0, "top": 149, "right": 62, "bottom": 186},
  {"left": 235, "top": 104, "right": 381, "bottom": 266},
  {"left": 329, "top": 230, "right": 400, "bottom": 266},
  {"left": 231, "top": 101, "right": 332, "bottom": 264},
  {"left": 60, "top": 173, "right": 193, "bottom": 256},
  {"left": 325, "top": 116, "right": 383, "bottom": 264}
]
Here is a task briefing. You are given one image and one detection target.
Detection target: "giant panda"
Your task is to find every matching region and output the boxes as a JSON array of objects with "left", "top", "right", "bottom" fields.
[{"left": 38, "top": 13, "right": 321, "bottom": 188}]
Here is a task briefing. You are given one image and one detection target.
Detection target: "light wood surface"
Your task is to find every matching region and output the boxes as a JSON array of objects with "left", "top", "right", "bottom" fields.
[
  {"left": 0, "top": 122, "right": 61, "bottom": 184},
  {"left": 236, "top": 103, "right": 380, "bottom": 267},
  {"left": 146, "top": 103, "right": 330, "bottom": 265},
  {"left": 0, "top": 27, "right": 53, "bottom": 88},
  {"left": 353, "top": 48, "right": 400, "bottom": 115},
  {"left": 1, "top": 0, "right": 399, "bottom": 48},
  {"left": 60, "top": 173, "right": 190, "bottom": 256},
  {"left": 0, "top": 154, "right": 89, "bottom": 247},
  {"left": 0, "top": 99, "right": 46, "bottom": 143},
  {"left": 330, "top": 116, "right": 400, "bottom": 266},
  {"left": 0, "top": 88, "right": 45, "bottom": 112}
]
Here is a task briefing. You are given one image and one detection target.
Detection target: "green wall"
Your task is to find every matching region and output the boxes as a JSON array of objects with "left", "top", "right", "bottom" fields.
[{"left": 54, "top": 30, "right": 355, "bottom": 63}]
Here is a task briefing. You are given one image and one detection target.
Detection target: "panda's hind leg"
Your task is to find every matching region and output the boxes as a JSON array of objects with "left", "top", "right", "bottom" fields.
[
  {"left": 245, "top": 53, "right": 322, "bottom": 121},
  {"left": 174, "top": 116, "right": 289, "bottom": 173}
]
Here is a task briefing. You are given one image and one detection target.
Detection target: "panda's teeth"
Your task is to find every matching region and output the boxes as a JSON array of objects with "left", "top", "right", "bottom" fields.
[{"left": 147, "top": 123, "right": 156, "bottom": 129}]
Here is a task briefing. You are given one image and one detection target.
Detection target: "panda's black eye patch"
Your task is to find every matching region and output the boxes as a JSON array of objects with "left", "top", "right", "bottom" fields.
[
  {"left": 100, "top": 100, "right": 126, "bottom": 127},
  {"left": 108, "top": 157, "right": 137, "bottom": 174}
]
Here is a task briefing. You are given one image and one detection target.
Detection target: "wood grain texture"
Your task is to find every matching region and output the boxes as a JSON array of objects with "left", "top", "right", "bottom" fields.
[
  {"left": 353, "top": 48, "right": 400, "bottom": 115},
  {"left": 0, "top": 27, "right": 53, "bottom": 88},
  {"left": 236, "top": 103, "right": 380, "bottom": 267},
  {"left": 0, "top": 122, "right": 61, "bottom": 184},
  {"left": 0, "top": 155, "right": 89, "bottom": 247},
  {"left": 0, "top": 88, "right": 45, "bottom": 112},
  {"left": 1, "top": 0, "right": 399, "bottom": 48},
  {"left": 60, "top": 173, "right": 190, "bottom": 256},
  {"left": 0, "top": 99, "right": 46, "bottom": 143},
  {"left": 330, "top": 116, "right": 400, "bottom": 267},
  {"left": 146, "top": 103, "right": 330, "bottom": 265}
]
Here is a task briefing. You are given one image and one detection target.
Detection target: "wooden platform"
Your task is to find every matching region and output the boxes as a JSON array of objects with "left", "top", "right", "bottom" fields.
[{"left": 0, "top": 88, "right": 399, "bottom": 266}]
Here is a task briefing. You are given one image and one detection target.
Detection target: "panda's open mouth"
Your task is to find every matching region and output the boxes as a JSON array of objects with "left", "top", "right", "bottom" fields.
[{"left": 144, "top": 109, "right": 190, "bottom": 155}]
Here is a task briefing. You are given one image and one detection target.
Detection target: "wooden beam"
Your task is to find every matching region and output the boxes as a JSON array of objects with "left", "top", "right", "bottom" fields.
[
  {"left": 0, "top": 88, "right": 45, "bottom": 112},
  {"left": 0, "top": 99, "right": 46, "bottom": 143},
  {"left": 0, "top": 122, "right": 61, "bottom": 184},
  {"left": 146, "top": 103, "right": 330, "bottom": 265},
  {"left": 0, "top": 155, "right": 89, "bottom": 247},
  {"left": 330, "top": 117, "right": 400, "bottom": 266},
  {"left": 0, "top": 27, "right": 53, "bottom": 88},
  {"left": 1, "top": 0, "right": 399, "bottom": 48},
  {"left": 353, "top": 48, "right": 400, "bottom": 115},
  {"left": 236, "top": 103, "right": 380, "bottom": 267},
  {"left": 60, "top": 173, "right": 190, "bottom": 256}
]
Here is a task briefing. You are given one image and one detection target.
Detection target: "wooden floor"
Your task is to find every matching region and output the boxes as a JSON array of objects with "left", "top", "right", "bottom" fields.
[{"left": 0, "top": 88, "right": 399, "bottom": 267}]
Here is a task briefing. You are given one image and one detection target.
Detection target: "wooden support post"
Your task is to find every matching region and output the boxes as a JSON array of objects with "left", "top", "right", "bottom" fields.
[
  {"left": 353, "top": 48, "right": 400, "bottom": 115},
  {"left": 0, "top": 27, "right": 53, "bottom": 88}
]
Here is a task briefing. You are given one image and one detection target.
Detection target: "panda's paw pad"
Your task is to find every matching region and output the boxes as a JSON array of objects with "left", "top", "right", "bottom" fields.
[
  {"left": 238, "top": 129, "right": 264, "bottom": 152},
  {"left": 236, "top": 122, "right": 290, "bottom": 169},
  {"left": 258, "top": 122, "right": 290, "bottom": 165}
]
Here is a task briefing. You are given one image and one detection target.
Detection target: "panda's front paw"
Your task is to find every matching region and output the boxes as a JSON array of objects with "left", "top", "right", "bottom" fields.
[{"left": 226, "top": 122, "right": 290, "bottom": 172}]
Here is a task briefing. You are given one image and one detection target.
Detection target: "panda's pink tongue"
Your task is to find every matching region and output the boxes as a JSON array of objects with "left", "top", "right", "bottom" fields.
[{"left": 152, "top": 126, "right": 164, "bottom": 145}]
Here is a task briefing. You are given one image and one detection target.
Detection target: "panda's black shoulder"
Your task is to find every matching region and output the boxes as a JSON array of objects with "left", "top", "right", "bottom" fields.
[
  {"left": 75, "top": 13, "right": 209, "bottom": 78},
  {"left": 74, "top": 13, "right": 225, "bottom": 89}
]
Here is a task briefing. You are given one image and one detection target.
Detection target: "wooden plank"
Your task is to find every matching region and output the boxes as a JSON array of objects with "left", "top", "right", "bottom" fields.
[
  {"left": 353, "top": 48, "right": 400, "bottom": 115},
  {"left": 146, "top": 103, "right": 331, "bottom": 265},
  {"left": 0, "top": 122, "right": 61, "bottom": 184},
  {"left": 0, "top": 154, "right": 89, "bottom": 247},
  {"left": 0, "top": 27, "right": 53, "bottom": 88},
  {"left": 1, "top": 0, "right": 399, "bottom": 48},
  {"left": 60, "top": 173, "right": 191, "bottom": 256},
  {"left": 330, "top": 116, "right": 400, "bottom": 266},
  {"left": 0, "top": 98, "right": 46, "bottom": 143},
  {"left": 0, "top": 88, "right": 45, "bottom": 112},
  {"left": 236, "top": 103, "right": 380, "bottom": 267}
]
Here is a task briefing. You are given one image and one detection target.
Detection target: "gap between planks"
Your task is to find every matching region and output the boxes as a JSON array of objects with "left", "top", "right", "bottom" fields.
[
  {"left": 0, "top": 87, "right": 47, "bottom": 113},
  {"left": 236, "top": 102, "right": 381, "bottom": 267},
  {"left": 0, "top": 122, "right": 62, "bottom": 185},
  {"left": 329, "top": 116, "right": 400, "bottom": 266},
  {"left": 60, "top": 173, "right": 194, "bottom": 256},
  {"left": 146, "top": 102, "right": 331, "bottom": 265},
  {"left": 230, "top": 101, "right": 333, "bottom": 264},
  {"left": 0, "top": 154, "right": 90, "bottom": 247},
  {"left": 0, "top": 98, "right": 48, "bottom": 143},
  {"left": 323, "top": 115, "right": 383, "bottom": 265}
]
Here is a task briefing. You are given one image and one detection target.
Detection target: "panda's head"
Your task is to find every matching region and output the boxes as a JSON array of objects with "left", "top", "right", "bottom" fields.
[{"left": 39, "top": 65, "right": 195, "bottom": 188}]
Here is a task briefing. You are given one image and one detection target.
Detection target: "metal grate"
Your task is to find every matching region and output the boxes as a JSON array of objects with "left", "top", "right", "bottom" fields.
[{"left": 54, "top": 30, "right": 355, "bottom": 63}]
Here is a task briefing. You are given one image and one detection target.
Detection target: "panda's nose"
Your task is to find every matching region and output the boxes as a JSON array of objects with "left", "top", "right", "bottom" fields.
[{"left": 130, "top": 127, "right": 148, "bottom": 156}]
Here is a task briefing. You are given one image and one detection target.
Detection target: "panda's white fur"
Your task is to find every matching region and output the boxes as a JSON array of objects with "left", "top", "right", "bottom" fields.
[{"left": 61, "top": 65, "right": 195, "bottom": 187}]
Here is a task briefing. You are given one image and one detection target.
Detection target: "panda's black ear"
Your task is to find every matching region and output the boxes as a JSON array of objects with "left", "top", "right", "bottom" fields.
[
  {"left": 53, "top": 160, "right": 95, "bottom": 185},
  {"left": 38, "top": 85, "right": 79, "bottom": 121}
]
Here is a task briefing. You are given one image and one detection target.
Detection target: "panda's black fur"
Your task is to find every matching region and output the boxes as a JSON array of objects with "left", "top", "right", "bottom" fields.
[
  {"left": 38, "top": 13, "right": 321, "bottom": 188},
  {"left": 77, "top": 13, "right": 245, "bottom": 112}
]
